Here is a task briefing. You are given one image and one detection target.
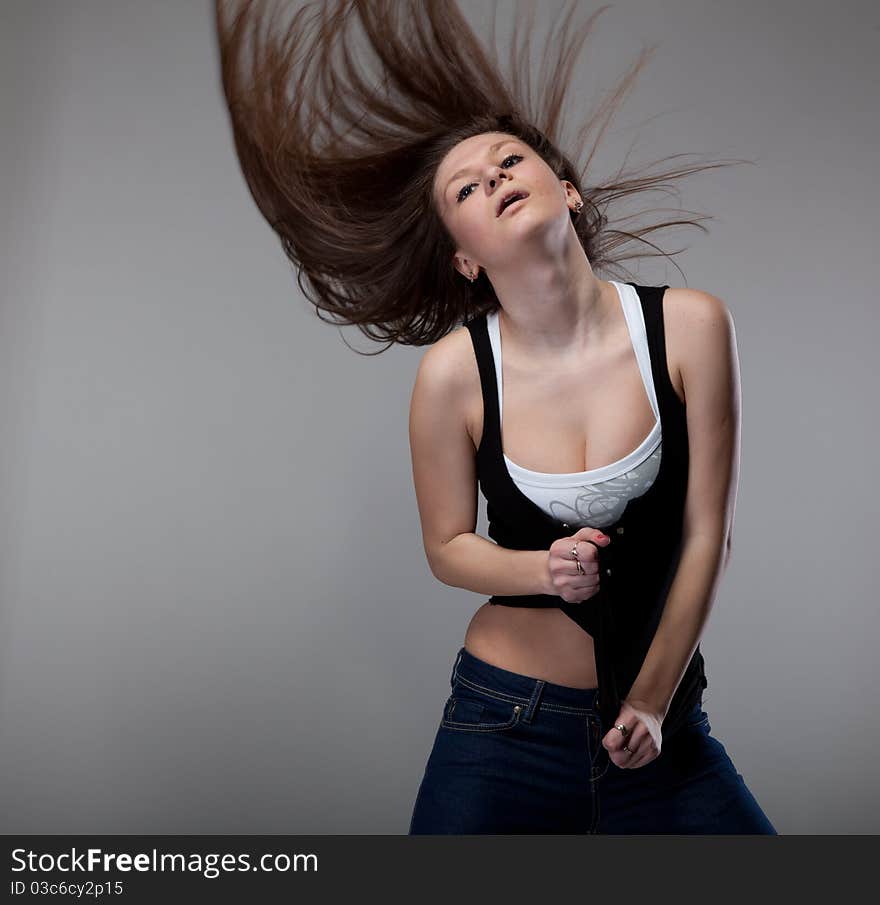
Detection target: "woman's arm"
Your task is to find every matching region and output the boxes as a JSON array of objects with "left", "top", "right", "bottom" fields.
[
  {"left": 626, "top": 288, "right": 742, "bottom": 719},
  {"left": 408, "top": 330, "right": 551, "bottom": 597}
]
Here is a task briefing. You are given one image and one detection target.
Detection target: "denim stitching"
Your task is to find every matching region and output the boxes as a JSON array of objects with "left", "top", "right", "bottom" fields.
[
  {"left": 453, "top": 673, "right": 596, "bottom": 715},
  {"left": 450, "top": 649, "right": 464, "bottom": 689},
  {"left": 540, "top": 702, "right": 595, "bottom": 715},
  {"left": 588, "top": 716, "right": 610, "bottom": 783},
  {"left": 587, "top": 716, "right": 602, "bottom": 833},
  {"left": 521, "top": 680, "right": 545, "bottom": 724},
  {"left": 591, "top": 777, "right": 601, "bottom": 833},
  {"left": 440, "top": 703, "right": 523, "bottom": 733}
]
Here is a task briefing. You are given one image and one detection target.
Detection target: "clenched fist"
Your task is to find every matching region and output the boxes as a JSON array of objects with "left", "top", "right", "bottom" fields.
[{"left": 544, "top": 526, "right": 611, "bottom": 603}]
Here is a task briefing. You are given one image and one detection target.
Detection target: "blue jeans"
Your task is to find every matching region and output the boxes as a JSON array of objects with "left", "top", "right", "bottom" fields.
[{"left": 408, "top": 646, "right": 778, "bottom": 834}]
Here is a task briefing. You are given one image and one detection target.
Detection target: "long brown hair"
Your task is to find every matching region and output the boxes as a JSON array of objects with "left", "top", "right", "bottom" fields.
[{"left": 214, "top": 0, "right": 749, "bottom": 352}]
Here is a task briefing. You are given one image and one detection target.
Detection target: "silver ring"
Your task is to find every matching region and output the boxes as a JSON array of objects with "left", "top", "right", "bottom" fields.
[
  {"left": 622, "top": 744, "right": 632, "bottom": 753},
  {"left": 614, "top": 723, "right": 629, "bottom": 735}
]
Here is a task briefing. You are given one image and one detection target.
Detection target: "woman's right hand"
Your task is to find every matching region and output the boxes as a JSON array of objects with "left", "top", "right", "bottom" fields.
[{"left": 544, "top": 527, "right": 612, "bottom": 603}]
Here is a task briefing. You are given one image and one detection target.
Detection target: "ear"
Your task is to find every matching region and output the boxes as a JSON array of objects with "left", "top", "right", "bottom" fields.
[
  {"left": 453, "top": 255, "right": 480, "bottom": 281},
  {"left": 561, "top": 180, "right": 581, "bottom": 208}
]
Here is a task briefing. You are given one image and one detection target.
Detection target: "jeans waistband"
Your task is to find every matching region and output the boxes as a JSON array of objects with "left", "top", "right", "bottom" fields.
[{"left": 451, "top": 646, "right": 599, "bottom": 716}]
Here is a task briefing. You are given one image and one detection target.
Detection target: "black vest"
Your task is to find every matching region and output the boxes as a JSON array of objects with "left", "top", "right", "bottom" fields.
[{"left": 464, "top": 283, "right": 707, "bottom": 741}]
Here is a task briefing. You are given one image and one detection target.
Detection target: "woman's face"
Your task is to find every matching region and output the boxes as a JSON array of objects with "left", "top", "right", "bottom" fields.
[{"left": 432, "top": 131, "right": 579, "bottom": 277}]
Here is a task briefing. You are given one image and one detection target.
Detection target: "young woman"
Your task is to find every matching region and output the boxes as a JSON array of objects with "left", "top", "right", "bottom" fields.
[{"left": 214, "top": 0, "right": 777, "bottom": 834}]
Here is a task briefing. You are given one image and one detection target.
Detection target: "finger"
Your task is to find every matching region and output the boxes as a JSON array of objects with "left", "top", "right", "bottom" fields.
[
  {"left": 619, "top": 727, "right": 646, "bottom": 768},
  {"left": 564, "top": 561, "right": 599, "bottom": 581},
  {"left": 567, "top": 560, "right": 599, "bottom": 577},
  {"left": 626, "top": 728, "right": 659, "bottom": 769},
  {"left": 573, "top": 527, "right": 611, "bottom": 547},
  {"left": 567, "top": 540, "right": 586, "bottom": 566},
  {"left": 576, "top": 538, "right": 599, "bottom": 562},
  {"left": 568, "top": 579, "right": 600, "bottom": 601},
  {"left": 612, "top": 745, "right": 636, "bottom": 769},
  {"left": 603, "top": 719, "right": 631, "bottom": 753},
  {"left": 628, "top": 741, "right": 657, "bottom": 769},
  {"left": 577, "top": 538, "right": 601, "bottom": 558},
  {"left": 565, "top": 547, "right": 598, "bottom": 569},
  {"left": 565, "top": 538, "right": 600, "bottom": 561},
  {"left": 614, "top": 730, "right": 636, "bottom": 767},
  {"left": 551, "top": 546, "right": 596, "bottom": 568}
]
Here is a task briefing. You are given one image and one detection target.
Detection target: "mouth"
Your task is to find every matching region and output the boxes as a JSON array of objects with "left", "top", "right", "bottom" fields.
[{"left": 496, "top": 190, "right": 529, "bottom": 217}]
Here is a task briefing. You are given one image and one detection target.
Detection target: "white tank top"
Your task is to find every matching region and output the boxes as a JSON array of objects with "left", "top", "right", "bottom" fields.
[{"left": 486, "top": 280, "right": 662, "bottom": 529}]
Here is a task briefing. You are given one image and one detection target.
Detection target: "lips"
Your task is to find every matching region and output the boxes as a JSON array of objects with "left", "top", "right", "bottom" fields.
[{"left": 496, "top": 190, "right": 529, "bottom": 217}]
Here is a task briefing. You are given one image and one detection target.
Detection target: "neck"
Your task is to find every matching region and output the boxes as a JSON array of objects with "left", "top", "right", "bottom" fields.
[{"left": 488, "top": 233, "right": 614, "bottom": 360}]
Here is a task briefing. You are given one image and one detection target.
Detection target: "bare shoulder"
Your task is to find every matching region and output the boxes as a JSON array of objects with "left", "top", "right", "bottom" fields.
[
  {"left": 411, "top": 323, "right": 482, "bottom": 450},
  {"left": 662, "top": 287, "right": 735, "bottom": 404}
]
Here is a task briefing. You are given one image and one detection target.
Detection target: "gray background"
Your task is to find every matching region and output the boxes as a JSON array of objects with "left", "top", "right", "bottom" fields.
[{"left": 1, "top": 0, "right": 877, "bottom": 834}]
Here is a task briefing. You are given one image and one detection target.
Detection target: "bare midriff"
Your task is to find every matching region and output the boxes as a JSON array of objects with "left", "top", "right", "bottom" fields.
[{"left": 463, "top": 601, "right": 598, "bottom": 689}]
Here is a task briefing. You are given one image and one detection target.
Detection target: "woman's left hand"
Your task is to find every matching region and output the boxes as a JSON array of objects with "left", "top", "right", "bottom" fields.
[{"left": 602, "top": 699, "right": 664, "bottom": 769}]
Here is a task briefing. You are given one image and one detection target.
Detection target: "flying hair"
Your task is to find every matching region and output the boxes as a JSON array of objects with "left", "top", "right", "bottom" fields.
[{"left": 214, "top": 0, "right": 751, "bottom": 352}]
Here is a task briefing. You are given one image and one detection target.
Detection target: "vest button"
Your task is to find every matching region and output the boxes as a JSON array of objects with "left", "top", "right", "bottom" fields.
[
  {"left": 606, "top": 568, "right": 612, "bottom": 576},
  {"left": 616, "top": 526, "right": 624, "bottom": 534},
  {"left": 562, "top": 522, "right": 570, "bottom": 529}
]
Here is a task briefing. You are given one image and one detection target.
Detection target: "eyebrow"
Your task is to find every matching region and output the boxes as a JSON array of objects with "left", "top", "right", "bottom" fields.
[{"left": 443, "top": 140, "right": 521, "bottom": 197}]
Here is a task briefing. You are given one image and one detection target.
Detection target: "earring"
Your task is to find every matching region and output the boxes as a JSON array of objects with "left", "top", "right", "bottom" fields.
[
  {"left": 469, "top": 270, "right": 477, "bottom": 282},
  {"left": 573, "top": 200, "right": 584, "bottom": 214}
]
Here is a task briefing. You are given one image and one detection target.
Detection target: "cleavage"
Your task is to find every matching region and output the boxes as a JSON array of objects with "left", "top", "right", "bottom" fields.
[{"left": 500, "top": 338, "right": 656, "bottom": 475}]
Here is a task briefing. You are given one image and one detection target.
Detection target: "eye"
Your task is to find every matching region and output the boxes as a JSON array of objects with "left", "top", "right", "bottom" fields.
[{"left": 456, "top": 154, "right": 523, "bottom": 204}]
